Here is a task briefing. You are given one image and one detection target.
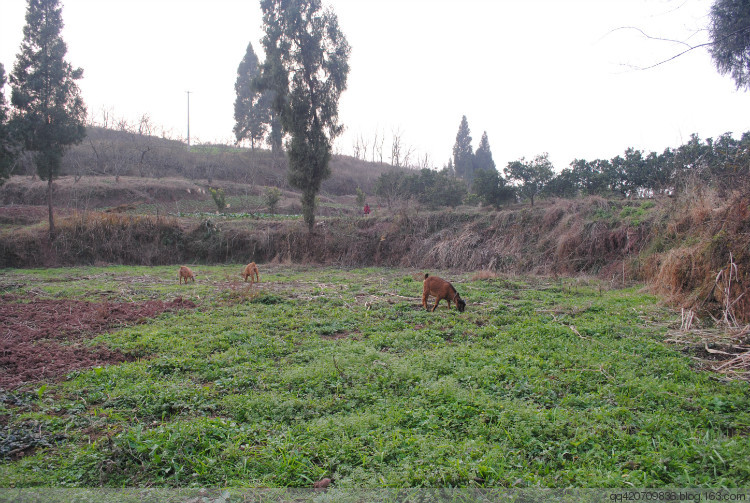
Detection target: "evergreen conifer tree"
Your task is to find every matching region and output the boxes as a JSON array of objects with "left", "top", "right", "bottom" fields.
[
  {"left": 473, "top": 131, "right": 496, "bottom": 173},
  {"left": 257, "top": 0, "right": 350, "bottom": 231},
  {"left": 234, "top": 42, "right": 268, "bottom": 150},
  {"left": 10, "top": 0, "right": 86, "bottom": 236},
  {"left": 0, "top": 63, "right": 20, "bottom": 185},
  {"left": 453, "top": 116, "right": 474, "bottom": 183},
  {"left": 233, "top": 42, "right": 282, "bottom": 152},
  {"left": 709, "top": 0, "right": 750, "bottom": 90}
]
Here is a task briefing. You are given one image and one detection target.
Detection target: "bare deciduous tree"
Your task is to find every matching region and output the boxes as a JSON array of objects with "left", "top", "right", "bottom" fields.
[
  {"left": 134, "top": 114, "right": 155, "bottom": 177},
  {"left": 98, "top": 106, "right": 112, "bottom": 129},
  {"left": 352, "top": 135, "right": 363, "bottom": 160},
  {"left": 359, "top": 133, "right": 368, "bottom": 161},
  {"left": 391, "top": 127, "right": 402, "bottom": 167},
  {"left": 417, "top": 152, "right": 432, "bottom": 170},
  {"left": 372, "top": 128, "right": 384, "bottom": 164},
  {"left": 402, "top": 145, "right": 415, "bottom": 169}
]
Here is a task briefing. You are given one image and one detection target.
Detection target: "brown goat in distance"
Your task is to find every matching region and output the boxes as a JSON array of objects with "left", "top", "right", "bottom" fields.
[
  {"left": 178, "top": 266, "right": 195, "bottom": 284},
  {"left": 242, "top": 262, "right": 259, "bottom": 283},
  {"left": 422, "top": 273, "right": 466, "bottom": 312}
]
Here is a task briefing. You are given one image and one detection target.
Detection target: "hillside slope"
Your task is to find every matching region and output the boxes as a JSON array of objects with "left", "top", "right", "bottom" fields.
[{"left": 9, "top": 126, "right": 404, "bottom": 196}]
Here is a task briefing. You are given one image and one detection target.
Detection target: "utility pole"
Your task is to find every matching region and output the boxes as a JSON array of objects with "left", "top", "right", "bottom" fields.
[{"left": 186, "top": 90, "right": 191, "bottom": 148}]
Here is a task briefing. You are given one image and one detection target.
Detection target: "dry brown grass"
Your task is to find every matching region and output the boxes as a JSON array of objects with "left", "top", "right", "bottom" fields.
[
  {"left": 647, "top": 187, "right": 750, "bottom": 323},
  {"left": 217, "top": 278, "right": 261, "bottom": 305},
  {"left": 46, "top": 211, "right": 185, "bottom": 266},
  {"left": 0, "top": 175, "right": 207, "bottom": 210},
  {"left": 471, "top": 270, "right": 498, "bottom": 281},
  {"left": 555, "top": 222, "right": 585, "bottom": 273},
  {"left": 712, "top": 253, "right": 750, "bottom": 326},
  {"left": 652, "top": 245, "right": 707, "bottom": 300}
]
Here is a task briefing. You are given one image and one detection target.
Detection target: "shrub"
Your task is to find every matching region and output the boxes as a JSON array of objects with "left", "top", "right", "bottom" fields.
[
  {"left": 209, "top": 188, "right": 227, "bottom": 213},
  {"left": 264, "top": 187, "right": 282, "bottom": 215},
  {"left": 355, "top": 186, "right": 366, "bottom": 208}
]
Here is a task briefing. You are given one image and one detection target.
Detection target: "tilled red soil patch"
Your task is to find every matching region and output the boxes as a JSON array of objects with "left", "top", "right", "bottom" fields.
[{"left": 0, "top": 295, "right": 196, "bottom": 389}]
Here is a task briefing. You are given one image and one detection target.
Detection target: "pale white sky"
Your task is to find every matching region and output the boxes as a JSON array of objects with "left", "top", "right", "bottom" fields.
[{"left": 1, "top": 0, "right": 748, "bottom": 172}]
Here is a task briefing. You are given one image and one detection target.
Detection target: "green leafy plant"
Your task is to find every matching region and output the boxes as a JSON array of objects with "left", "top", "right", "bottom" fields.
[
  {"left": 0, "top": 265, "right": 748, "bottom": 488},
  {"left": 355, "top": 186, "right": 366, "bottom": 208},
  {"left": 264, "top": 187, "right": 282, "bottom": 215},
  {"left": 209, "top": 187, "right": 227, "bottom": 213}
]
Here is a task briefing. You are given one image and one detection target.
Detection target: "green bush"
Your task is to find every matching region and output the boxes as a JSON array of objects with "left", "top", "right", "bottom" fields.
[
  {"left": 209, "top": 187, "right": 227, "bottom": 213},
  {"left": 264, "top": 187, "right": 282, "bottom": 215}
]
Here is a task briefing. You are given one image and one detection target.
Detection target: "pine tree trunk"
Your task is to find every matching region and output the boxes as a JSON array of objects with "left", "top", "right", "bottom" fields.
[{"left": 47, "top": 177, "right": 55, "bottom": 237}]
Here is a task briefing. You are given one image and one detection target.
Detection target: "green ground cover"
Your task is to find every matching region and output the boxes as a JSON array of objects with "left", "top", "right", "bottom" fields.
[{"left": 0, "top": 266, "right": 748, "bottom": 488}]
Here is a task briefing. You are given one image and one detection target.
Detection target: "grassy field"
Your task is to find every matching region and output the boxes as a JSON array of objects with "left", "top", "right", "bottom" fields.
[{"left": 0, "top": 265, "right": 748, "bottom": 488}]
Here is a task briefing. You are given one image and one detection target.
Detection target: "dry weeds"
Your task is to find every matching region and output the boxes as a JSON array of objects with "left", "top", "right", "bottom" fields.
[
  {"left": 666, "top": 323, "right": 750, "bottom": 382},
  {"left": 470, "top": 270, "right": 499, "bottom": 281}
]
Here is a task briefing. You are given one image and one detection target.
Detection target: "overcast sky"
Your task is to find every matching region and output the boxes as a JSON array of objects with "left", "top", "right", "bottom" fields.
[{"left": 1, "top": 0, "right": 749, "bottom": 172}]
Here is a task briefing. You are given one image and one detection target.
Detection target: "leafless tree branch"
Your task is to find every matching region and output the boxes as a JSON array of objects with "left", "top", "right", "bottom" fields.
[
  {"left": 609, "top": 24, "right": 750, "bottom": 72},
  {"left": 606, "top": 26, "right": 694, "bottom": 48}
]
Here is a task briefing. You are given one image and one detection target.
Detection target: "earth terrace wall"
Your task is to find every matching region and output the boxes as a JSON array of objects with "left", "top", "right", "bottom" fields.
[
  {"left": 0, "top": 198, "right": 653, "bottom": 277},
  {"left": 2, "top": 194, "right": 748, "bottom": 324}
]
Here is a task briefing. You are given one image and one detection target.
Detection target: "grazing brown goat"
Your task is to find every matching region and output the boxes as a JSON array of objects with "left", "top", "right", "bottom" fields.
[
  {"left": 178, "top": 266, "right": 196, "bottom": 284},
  {"left": 242, "top": 262, "right": 259, "bottom": 283},
  {"left": 422, "top": 273, "right": 466, "bottom": 312}
]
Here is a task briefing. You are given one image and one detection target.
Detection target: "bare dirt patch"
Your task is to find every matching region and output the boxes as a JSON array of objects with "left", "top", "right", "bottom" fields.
[
  {"left": 0, "top": 295, "right": 196, "bottom": 389},
  {"left": 320, "top": 331, "right": 360, "bottom": 341}
]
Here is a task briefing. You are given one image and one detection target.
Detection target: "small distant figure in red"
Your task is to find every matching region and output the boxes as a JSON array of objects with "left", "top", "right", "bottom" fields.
[{"left": 363, "top": 203, "right": 370, "bottom": 215}]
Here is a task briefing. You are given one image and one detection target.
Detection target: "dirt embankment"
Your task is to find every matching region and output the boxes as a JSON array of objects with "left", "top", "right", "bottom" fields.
[
  {"left": 0, "top": 176, "right": 207, "bottom": 210},
  {"left": 1, "top": 190, "right": 748, "bottom": 323},
  {"left": 0, "top": 197, "right": 649, "bottom": 274}
]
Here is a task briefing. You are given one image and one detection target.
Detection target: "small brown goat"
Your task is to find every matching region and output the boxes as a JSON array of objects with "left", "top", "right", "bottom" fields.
[
  {"left": 422, "top": 273, "right": 466, "bottom": 312},
  {"left": 242, "top": 262, "right": 260, "bottom": 283},
  {"left": 178, "top": 265, "right": 196, "bottom": 284}
]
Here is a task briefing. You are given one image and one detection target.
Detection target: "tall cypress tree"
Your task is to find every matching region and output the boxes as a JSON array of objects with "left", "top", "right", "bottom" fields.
[
  {"left": 11, "top": 0, "right": 86, "bottom": 237},
  {"left": 234, "top": 42, "right": 282, "bottom": 152},
  {"left": 453, "top": 116, "right": 474, "bottom": 183},
  {"left": 473, "top": 131, "right": 496, "bottom": 174},
  {"left": 234, "top": 42, "right": 267, "bottom": 150},
  {"left": 257, "top": 0, "right": 350, "bottom": 231},
  {"left": 0, "top": 63, "right": 20, "bottom": 186}
]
